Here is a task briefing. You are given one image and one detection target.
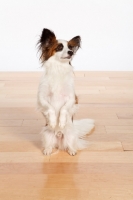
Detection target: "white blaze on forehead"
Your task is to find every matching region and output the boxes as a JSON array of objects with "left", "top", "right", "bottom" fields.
[{"left": 57, "top": 40, "right": 68, "bottom": 48}]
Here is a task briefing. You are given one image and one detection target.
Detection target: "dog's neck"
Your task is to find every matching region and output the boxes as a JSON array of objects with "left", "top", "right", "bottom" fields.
[
  {"left": 44, "top": 56, "right": 73, "bottom": 76},
  {"left": 41, "top": 57, "right": 74, "bottom": 92}
]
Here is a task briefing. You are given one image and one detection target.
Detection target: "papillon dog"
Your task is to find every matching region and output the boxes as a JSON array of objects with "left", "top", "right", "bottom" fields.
[{"left": 37, "top": 28, "right": 94, "bottom": 156}]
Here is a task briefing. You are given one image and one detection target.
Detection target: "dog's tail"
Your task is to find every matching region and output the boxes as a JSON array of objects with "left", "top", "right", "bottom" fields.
[{"left": 72, "top": 119, "right": 94, "bottom": 150}]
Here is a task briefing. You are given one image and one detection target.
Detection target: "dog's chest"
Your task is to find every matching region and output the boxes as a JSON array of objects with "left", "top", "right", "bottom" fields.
[
  {"left": 47, "top": 72, "right": 72, "bottom": 90},
  {"left": 43, "top": 64, "right": 74, "bottom": 103},
  {"left": 46, "top": 74, "right": 72, "bottom": 104},
  {"left": 49, "top": 78, "right": 71, "bottom": 100}
]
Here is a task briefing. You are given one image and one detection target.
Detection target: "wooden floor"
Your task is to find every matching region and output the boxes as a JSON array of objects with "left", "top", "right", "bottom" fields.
[{"left": 0, "top": 71, "right": 133, "bottom": 200}]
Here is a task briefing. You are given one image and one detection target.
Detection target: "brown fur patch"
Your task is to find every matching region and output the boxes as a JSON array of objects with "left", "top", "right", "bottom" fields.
[
  {"left": 38, "top": 29, "right": 58, "bottom": 62},
  {"left": 68, "top": 36, "right": 81, "bottom": 51},
  {"left": 40, "top": 39, "right": 58, "bottom": 62}
]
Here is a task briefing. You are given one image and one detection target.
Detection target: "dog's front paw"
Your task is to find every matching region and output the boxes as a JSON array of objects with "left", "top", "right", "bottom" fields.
[
  {"left": 59, "top": 121, "right": 66, "bottom": 129},
  {"left": 49, "top": 119, "right": 56, "bottom": 129},
  {"left": 67, "top": 149, "right": 77, "bottom": 156},
  {"left": 49, "top": 110, "right": 57, "bottom": 129},
  {"left": 43, "top": 147, "right": 52, "bottom": 155},
  {"left": 59, "top": 110, "right": 67, "bottom": 129}
]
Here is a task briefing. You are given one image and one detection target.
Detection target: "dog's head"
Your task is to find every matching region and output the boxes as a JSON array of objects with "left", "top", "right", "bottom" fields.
[{"left": 38, "top": 28, "right": 81, "bottom": 63}]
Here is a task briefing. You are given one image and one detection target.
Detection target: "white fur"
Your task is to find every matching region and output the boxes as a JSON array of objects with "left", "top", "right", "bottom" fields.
[{"left": 37, "top": 40, "right": 94, "bottom": 156}]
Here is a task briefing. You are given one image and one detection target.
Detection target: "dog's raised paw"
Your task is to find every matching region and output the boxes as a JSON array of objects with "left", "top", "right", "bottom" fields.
[
  {"left": 59, "top": 122, "right": 65, "bottom": 129},
  {"left": 49, "top": 120, "right": 56, "bottom": 129},
  {"left": 49, "top": 111, "right": 57, "bottom": 129}
]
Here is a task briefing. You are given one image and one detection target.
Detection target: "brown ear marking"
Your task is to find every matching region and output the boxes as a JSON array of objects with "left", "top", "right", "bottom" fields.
[
  {"left": 68, "top": 36, "right": 81, "bottom": 51},
  {"left": 40, "top": 28, "right": 56, "bottom": 42},
  {"left": 38, "top": 28, "right": 58, "bottom": 62}
]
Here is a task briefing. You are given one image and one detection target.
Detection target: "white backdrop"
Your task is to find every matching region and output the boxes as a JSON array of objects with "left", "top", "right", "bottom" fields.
[{"left": 0, "top": 0, "right": 133, "bottom": 71}]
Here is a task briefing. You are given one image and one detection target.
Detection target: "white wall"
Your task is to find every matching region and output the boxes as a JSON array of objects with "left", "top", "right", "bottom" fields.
[{"left": 0, "top": 0, "right": 133, "bottom": 71}]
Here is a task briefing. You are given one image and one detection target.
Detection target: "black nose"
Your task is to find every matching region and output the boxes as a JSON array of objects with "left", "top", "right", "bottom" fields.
[{"left": 68, "top": 51, "right": 73, "bottom": 56}]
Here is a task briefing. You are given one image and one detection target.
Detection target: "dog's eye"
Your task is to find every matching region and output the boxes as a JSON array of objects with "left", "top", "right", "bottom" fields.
[
  {"left": 68, "top": 45, "right": 73, "bottom": 50},
  {"left": 55, "top": 43, "right": 63, "bottom": 52}
]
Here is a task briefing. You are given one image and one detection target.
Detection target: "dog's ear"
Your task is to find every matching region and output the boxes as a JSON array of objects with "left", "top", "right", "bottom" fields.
[
  {"left": 68, "top": 36, "right": 81, "bottom": 53},
  {"left": 38, "top": 28, "right": 57, "bottom": 61},
  {"left": 39, "top": 28, "right": 56, "bottom": 48}
]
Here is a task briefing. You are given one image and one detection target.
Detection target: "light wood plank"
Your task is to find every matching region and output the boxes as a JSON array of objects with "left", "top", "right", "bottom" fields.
[
  {"left": 122, "top": 142, "right": 133, "bottom": 151},
  {"left": 0, "top": 141, "right": 122, "bottom": 152},
  {"left": 49, "top": 152, "right": 133, "bottom": 163},
  {"left": 0, "top": 89, "right": 37, "bottom": 95},
  {"left": 76, "top": 89, "right": 100, "bottom": 94},
  {"left": 99, "top": 88, "right": 133, "bottom": 94},
  {"left": 78, "top": 94, "right": 133, "bottom": 104},
  {"left": 0, "top": 120, "right": 23, "bottom": 126},
  {"left": 0, "top": 163, "right": 132, "bottom": 174},
  {"left": 0, "top": 126, "right": 42, "bottom": 135},
  {"left": 77, "top": 104, "right": 133, "bottom": 112},
  {"left": 0, "top": 72, "right": 42, "bottom": 81},
  {"left": 0, "top": 94, "right": 6, "bottom": 98},
  {"left": 0, "top": 81, "right": 5, "bottom": 87},
  {"left": 6, "top": 94, "right": 36, "bottom": 98},
  {"left": 75, "top": 112, "right": 118, "bottom": 119},
  {"left": 0, "top": 133, "right": 40, "bottom": 141},
  {"left": 0, "top": 108, "right": 44, "bottom": 119},
  {"left": 5, "top": 81, "right": 38, "bottom": 88},
  {"left": 75, "top": 76, "right": 110, "bottom": 80},
  {"left": 22, "top": 119, "right": 46, "bottom": 126},
  {"left": 95, "top": 119, "right": 133, "bottom": 126},
  {"left": 105, "top": 126, "right": 133, "bottom": 134},
  {"left": 74, "top": 71, "right": 85, "bottom": 77},
  {"left": 105, "top": 126, "right": 133, "bottom": 142},
  {"left": 117, "top": 112, "right": 133, "bottom": 119},
  {"left": 75, "top": 79, "right": 133, "bottom": 87},
  {"left": 0, "top": 152, "right": 49, "bottom": 163},
  {"left": 0, "top": 188, "right": 133, "bottom": 200},
  {"left": 0, "top": 141, "right": 41, "bottom": 152},
  {"left": 109, "top": 76, "right": 133, "bottom": 80},
  {"left": 0, "top": 99, "right": 36, "bottom": 107},
  {"left": 84, "top": 71, "right": 133, "bottom": 77},
  {"left": 0, "top": 173, "right": 133, "bottom": 189},
  {"left": 88, "top": 141, "right": 123, "bottom": 151}
]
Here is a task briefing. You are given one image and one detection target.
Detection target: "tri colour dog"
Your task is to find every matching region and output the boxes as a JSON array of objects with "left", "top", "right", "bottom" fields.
[{"left": 37, "top": 28, "right": 94, "bottom": 155}]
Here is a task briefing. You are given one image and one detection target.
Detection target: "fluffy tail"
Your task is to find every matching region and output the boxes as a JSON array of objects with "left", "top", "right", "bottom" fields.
[
  {"left": 40, "top": 118, "right": 95, "bottom": 155},
  {"left": 72, "top": 119, "right": 95, "bottom": 150}
]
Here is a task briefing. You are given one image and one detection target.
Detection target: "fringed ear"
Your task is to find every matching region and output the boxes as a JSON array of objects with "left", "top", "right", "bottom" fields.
[
  {"left": 68, "top": 36, "right": 81, "bottom": 53},
  {"left": 38, "top": 28, "right": 57, "bottom": 62}
]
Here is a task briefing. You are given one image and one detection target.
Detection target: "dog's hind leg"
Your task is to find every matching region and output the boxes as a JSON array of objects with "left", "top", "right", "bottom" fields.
[
  {"left": 41, "top": 127, "right": 57, "bottom": 155},
  {"left": 63, "top": 128, "right": 77, "bottom": 156}
]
